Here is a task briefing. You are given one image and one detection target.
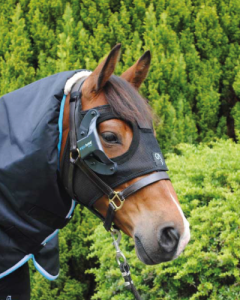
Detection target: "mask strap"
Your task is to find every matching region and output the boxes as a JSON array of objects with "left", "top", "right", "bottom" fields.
[
  {"left": 73, "top": 156, "right": 169, "bottom": 231},
  {"left": 104, "top": 172, "right": 170, "bottom": 231}
]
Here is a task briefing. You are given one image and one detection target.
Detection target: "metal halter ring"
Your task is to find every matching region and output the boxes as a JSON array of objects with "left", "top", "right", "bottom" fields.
[
  {"left": 109, "top": 191, "right": 125, "bottom": 211},
  {"left": 70, "top": 148, "right": 80, "bottom": 162}
]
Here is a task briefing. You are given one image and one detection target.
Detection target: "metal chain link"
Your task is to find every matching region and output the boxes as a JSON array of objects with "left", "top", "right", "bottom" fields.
[{"left": 110, "top": 229, "right": 142, "bottom": 300}]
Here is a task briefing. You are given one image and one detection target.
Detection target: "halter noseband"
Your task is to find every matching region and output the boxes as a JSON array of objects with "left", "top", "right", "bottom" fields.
[{"left": 64, "top": 78, "right": 170, "bottom": 231}]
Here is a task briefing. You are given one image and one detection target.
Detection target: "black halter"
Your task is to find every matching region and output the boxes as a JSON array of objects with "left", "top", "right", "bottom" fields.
[{"left": 62, "top": 77, "right": 170, "bottom": 231}]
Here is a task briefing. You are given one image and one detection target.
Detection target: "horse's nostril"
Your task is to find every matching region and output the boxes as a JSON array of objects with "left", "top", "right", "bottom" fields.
[{"left": 159, "top": 227, "right": 180, "bottom": 253}]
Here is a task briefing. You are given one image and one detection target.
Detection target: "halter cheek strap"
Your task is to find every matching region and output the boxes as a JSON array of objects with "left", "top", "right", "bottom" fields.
[
  {"left": 74, "top": 158, "right": 169, "bottom": 230},
  {"left": 66, "top": 79, "right": 170, "bottom": 231}
]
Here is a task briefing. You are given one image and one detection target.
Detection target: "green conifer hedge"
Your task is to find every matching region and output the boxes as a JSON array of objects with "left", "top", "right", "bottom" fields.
[{"left": 1, "top": 0, "right": 240, "bottom": 151}]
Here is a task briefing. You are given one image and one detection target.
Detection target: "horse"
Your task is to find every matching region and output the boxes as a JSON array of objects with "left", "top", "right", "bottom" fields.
[{"left": 0, "top": 44, "right": 190, "bottom": 299}]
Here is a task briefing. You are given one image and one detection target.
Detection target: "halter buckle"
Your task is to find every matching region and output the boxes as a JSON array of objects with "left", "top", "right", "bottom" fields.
[{"left": 109, "top": 191, "right": 125, "bottom": 211}]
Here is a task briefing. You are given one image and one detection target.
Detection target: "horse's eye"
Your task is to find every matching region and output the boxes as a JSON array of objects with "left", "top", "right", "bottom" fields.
[{"left": 101, "top": 132, "right": 120, "bottom": 144}]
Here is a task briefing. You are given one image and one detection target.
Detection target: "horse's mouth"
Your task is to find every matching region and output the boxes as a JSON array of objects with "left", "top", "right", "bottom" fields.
[
  {"left": 134, "top": 235, "right": 179, "bottom": 265},
  {"left": 134, "top": 236, "right": 156, "bottom": 265}
]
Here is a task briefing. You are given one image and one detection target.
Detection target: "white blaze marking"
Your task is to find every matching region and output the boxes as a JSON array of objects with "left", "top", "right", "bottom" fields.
[{"left": 166, "top": 185, "right": 191, "bottom": 257}]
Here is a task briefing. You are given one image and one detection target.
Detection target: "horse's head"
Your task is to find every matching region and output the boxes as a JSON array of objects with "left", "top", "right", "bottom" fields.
[{"left": 61, "top": 44, "right": 190, "bottom": 265}]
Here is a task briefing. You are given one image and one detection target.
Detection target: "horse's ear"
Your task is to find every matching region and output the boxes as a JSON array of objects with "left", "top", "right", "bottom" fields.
[
  {"left": 121, "top": 51, "right": 151, "bottom": 89},
  {"left": 82, "top": 44, "right": 121, "bottom": 99}
]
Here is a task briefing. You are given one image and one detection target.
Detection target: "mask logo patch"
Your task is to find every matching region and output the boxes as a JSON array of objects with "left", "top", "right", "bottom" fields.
[
  {"left": 80, "top": 141, "right": 92, "bottom": 151},
  {"left": 153, "top": 152, "right": 164, "bottom": 166}
]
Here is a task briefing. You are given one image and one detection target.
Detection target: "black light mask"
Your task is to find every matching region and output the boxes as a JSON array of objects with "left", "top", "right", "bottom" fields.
[{"left": 61, "top": 78, "right": 169, "bottom": 230}]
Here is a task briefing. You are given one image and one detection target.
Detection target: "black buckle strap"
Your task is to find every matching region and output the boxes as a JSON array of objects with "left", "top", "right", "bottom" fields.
[
  {"left": 67, "top": 78, "right": 87, "bottom": 198},
  {"left": 73, "top": 155, "right": 170, "bottom": 231},
  {"left": 104, "top": 203, "right": 116, "bottom": 231},
  {"left": 104, "top": 172, "right": 170, "bottom": 231},
  {"left": 120, "top": 263, "right": 142, "bottom": 300},
  {"left": 119, "top": 172, "right": 169, "bottom": 199}
]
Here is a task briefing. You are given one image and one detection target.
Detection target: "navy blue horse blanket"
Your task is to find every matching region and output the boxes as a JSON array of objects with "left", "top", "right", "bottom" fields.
[{"left": 0, "top": 71, "right": 78, "bottom": 280}]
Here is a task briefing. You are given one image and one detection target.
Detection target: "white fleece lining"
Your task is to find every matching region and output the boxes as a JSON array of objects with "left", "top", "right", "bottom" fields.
[{"left": 64, "top": 71, "right": 92, "bottom": 95}]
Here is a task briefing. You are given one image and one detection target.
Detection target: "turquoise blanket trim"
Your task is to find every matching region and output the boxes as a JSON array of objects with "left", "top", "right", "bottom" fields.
[{"left": 58, "top": 94, "right": 67, "bottom": 170}]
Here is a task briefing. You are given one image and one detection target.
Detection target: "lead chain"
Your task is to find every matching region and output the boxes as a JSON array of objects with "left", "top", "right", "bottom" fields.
[{"left": 110, "top": 229, "right": 142, "bottom": 300}]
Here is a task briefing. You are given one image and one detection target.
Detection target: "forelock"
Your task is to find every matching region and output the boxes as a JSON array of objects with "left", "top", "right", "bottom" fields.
[{"left": 103, "top": 75, "right": 152, "bottom": 125}]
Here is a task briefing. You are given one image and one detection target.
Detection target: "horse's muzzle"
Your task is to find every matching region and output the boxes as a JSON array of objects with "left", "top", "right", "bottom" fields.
[{"left": 134, "top": 226, "right": 180, "bottom": 265}]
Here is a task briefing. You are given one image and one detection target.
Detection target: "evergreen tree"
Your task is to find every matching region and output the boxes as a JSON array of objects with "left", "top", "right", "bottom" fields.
[{"left": 0, "top": 3, "right": 35, "bottom": 95}]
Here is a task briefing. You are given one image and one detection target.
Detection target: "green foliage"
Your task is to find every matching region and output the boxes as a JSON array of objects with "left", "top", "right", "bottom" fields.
[
  {"left": 232, "top": 102, "right": 240, "bottom": 141},
  {"left": 89, "top": 140, "right": 240, "bottom": 300},
  {"left": 0, "top": 3, "right": 35, "bottom": 94},
  {"left": 0, "top": 0, "right": 240, "bottom": 151}
]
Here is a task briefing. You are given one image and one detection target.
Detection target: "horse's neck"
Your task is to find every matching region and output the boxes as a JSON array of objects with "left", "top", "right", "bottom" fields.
[{"left": 60, "top": 93, "right": 71, "bottom": 161}]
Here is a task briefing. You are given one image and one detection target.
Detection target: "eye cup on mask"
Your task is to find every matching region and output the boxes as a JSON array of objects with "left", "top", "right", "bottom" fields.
[{"left": 76, "top": 109, "right": 118, "bottom": 175}]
